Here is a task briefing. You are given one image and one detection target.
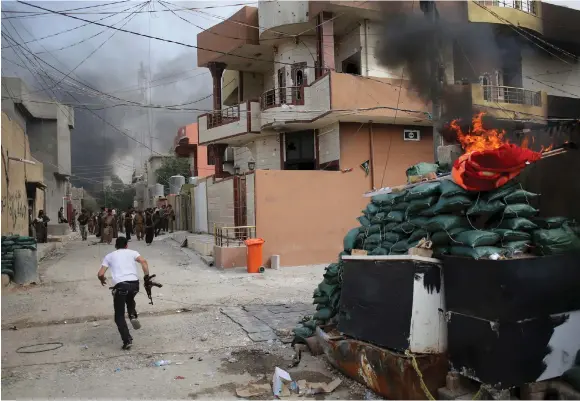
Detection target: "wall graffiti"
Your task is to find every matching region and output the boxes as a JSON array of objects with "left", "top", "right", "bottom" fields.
[{"left": 1, "top": 189, "right": 28, "bottom": 230}]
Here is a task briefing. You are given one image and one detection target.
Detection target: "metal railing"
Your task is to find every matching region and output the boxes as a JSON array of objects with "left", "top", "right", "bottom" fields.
[
  {"left": 207, "top": 105, "right": 240, "bottom": 129},
  {"left": 214, "top": 225, "right": 256, "bottom": 247},
  {"left": 481, "top": 85, "right": 542, "bottom": 106},
  {"left": 261, "top": 87, "right": 305, "bottom": 109},
  {"left": 478, "top": 0, "right": 538, "bottom": 15}
]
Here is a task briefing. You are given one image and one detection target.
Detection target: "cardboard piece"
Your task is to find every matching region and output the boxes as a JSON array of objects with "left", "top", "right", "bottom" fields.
[
  {"left": 235, "top": 383, "right": 271, "bottom": 398},
  {"left": 296, "top": 378, "right": 342, "bottom": 395},
  {"left": 272, "top": 367, "right": 292, "bottom": 397},
  {"left": 351, "top": 249, "right": 368, "bottom": 256}
]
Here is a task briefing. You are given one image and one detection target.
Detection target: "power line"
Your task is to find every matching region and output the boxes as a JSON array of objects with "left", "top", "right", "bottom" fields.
[{"left": 1, "top": 0, "right": 134, "bottom": 19}]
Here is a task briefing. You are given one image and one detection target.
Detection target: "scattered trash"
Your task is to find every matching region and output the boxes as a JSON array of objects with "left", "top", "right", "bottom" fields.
[
  {"left": 189, "top": 356, "right": 194, "bottom": 359},
  {"left": 267, "top": 339, "right": 274, "bottom": 346},
  {"left": 198, "top": 357, "right": 203, "bottom": 362},
  {"left": 296, "top": 378, "right": 342, "bottom": 396},
  {"left": 81, "top": 345, "right": 89, "bottom": 350},
  {"left": 9, "top": 326, "right": 17, "bottom": 331},
  {"left": 236, "top": 383, "right": 271, "bottom": 398},
  {"left": 227, "top": 357, "right": 237, "bottom": 363},
  {"left": 174, "top": 376, "right": 185, "bottom": 380},
  {"left": 154, "top": 360, "right": 171, "bottom": 367},
  {"left": 200, "top": 335, "right": 208, "bottom": 342},
  {"left": 92, "top": 322, "right": 99, "bottom": 327},
  {"left": 175, "top": 362, "right": 183, "bottom": 365},
  {"left": 64, "top": 321, "right": 67, "bottom": 324},
  {"left": 41, "top": 309, "right": 47, "bottom": 312},
  {"left": 114, "top": 368, "right": 121, "bottom": 373},
  {"left": 289, "top": 344, "right": 307, "bottom": 368},
  {"left": 489, "top": 253, "right": 501, "bottom": 260},
  {"left": 272, "top": 367, "right": 292, "bottom": 397}
]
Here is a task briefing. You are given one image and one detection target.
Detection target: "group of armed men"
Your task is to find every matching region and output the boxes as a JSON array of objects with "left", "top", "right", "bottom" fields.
[{"left": 74, "top": 204, "right": 175, "bottom": 245}]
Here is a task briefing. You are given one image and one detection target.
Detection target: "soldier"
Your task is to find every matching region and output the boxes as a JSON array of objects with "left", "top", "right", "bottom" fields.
[
  {"left": 167, "top": 205, "right": 176, "bottom": 233},
  {"left": 88, "top": 212, "right": 95, "bottom": 235},
  {"left": 77, "top": 209, "right": 89, "bottom": 241},
  {"left": 124, "top": 208, "right": 133, "bottom": 241},
  {"left": 112, "top": 209, "right": 118, "bottom": 239},
  {"left": 103, "top": 209, "right": 115, "bottom": 245},
  {"left": 134, "top": 210, "right": 145, "bottom": 241}
]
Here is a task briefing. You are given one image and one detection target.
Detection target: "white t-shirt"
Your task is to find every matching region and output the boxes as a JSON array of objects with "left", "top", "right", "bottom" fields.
[{"left": 102, "top": 249, "right": 140, "bottom": 285}]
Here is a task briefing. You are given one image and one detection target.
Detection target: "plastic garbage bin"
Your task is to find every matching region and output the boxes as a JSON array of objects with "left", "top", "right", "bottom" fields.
[{"left": 244, "top": 238, "right": 265, "bottom": 273}]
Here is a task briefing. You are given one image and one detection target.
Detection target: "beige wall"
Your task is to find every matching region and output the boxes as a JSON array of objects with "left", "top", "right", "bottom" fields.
[
  {"left": 206, "top": 178, "right": 235, "bottom": 230},
  {"left": 1, "top": 112, "right": 44, "bottom": 236},
  {"left": 254, "top": 169, "right": 367, "bottom": 267},
  {"left": 339, "top": 122, "right": 434, "bottom": 188},
  {"left": 318, "top": 122, "right": 340, "bottom": 164}
]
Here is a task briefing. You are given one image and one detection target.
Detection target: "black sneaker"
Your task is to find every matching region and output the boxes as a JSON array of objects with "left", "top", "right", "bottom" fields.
[
  {"left": 130, "top": 317, "right": 141, "bottom": 330},
  {"left": 122, "top": 340, "right": 132, "bottom": 350}
]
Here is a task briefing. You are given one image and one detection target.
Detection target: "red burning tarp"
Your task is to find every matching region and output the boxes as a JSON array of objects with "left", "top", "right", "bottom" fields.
[{"left": 449, "top": 113, "right": 543, "bottom": 191}]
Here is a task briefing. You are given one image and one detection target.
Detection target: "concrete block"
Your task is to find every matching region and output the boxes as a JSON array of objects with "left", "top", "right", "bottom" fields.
[
  {"left": 271, "top": 255, "right": 280, "bottom": 270},
  {"left": 437, "top": 144, "right": 463, "bottom": 165}
]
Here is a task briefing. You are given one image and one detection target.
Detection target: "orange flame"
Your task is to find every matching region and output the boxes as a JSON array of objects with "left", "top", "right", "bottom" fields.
[{"left": 449, "top": 112, "right": 506, "bottom": 154}]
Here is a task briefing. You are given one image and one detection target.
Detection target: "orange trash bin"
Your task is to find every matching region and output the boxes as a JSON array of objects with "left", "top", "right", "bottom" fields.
[{"left": 244, "top": 238, "right": 265, "bottom": 273}]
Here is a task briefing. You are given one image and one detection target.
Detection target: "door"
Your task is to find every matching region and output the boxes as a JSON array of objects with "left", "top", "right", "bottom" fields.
[
  {"left": 278, "top": 67, "right": 286, "bottom": 105},
  {"left": 233, "top": 175, "right": 247, "bottom": 238}
]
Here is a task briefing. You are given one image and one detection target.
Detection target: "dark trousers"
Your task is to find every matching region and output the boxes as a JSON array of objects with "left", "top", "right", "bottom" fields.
[
  {"left": 125, "top": 224, "right": 132, "bottom": 241},
  {"left": 112, "top": 280, "right": 139, "bottom": 343}
]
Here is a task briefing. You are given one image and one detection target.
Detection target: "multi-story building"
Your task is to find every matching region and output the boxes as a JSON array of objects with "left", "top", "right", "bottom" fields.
[
  {"left": 190, "top": 0, "right": 578, "bottom": 268},
  {"left": 2, "top": 77, "right": 74, "bottom": 226},
  {"left": 173, "top": 123, "right": 215, "bottom": 178}
]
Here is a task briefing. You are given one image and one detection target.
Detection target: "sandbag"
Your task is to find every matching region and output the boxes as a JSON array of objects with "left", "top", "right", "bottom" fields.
[
  {"left": 432, "top": 247, "right": 450, "bottom": 258},
  {"left": 383, "top": 222, "right": 398, "bottom": 232},
  {"left": 372, "top": 191, "right": 406, "bottom": 206},
  {"left": 385, "top": 211, "right": 405, "bottom": 223},
  {"left": 492, "top": 229, "right": 531, "bottom": 242},
  {"left": 293, "top": 325, "right": 315, "bottom": 340},
  {"left": 503, "top": 189, "right": 539, "bottom": 204},
  {"left": 431, "top": 228, "right": 468, "bottom": 246},
  {"left": 366, "top": 224, "right": 382, "bottom": 235},
  {"left": 408, "top": 216, "right": 429, "bottom": 229},
  {"left": 371, "top": 212, "right": 387, "bottom": 224},
  {"left": 343, "top": 228, "right": 359, "bottom": 252},
  {"left": 365, "top": 203, "right": 380, "bottom": 215},
  {"left": 391, "top": 239, "right": 418, "bottom": 253},
  {"left": 440, "top": 179, "right": 468, "bottom": 198},
  {"left": 357, "top": 215, "right": 371, "bottom": 227},
  {"left": 532, "top": 227, "right": 580, "bottom": 256},
  {"left": 380, "top": 205, "right": 393, "bottom": 214},
  {"left": 485, "top": 180, "right": 521, "bottom": 202},
  {"left": 409, "top": 229, "right": 429, "bottom": 242},
  {"left": 406, "top": 162, "right": 439, "bottom": 178},
  {"left": 313, "top": 296, "right": 328, "bottom": 305},
  {"left": 454, "top": 230, "right": 500, "bottom": 248},
  {"left": 498, "top": 217, "right": 538, "bottom": 231},
  {"left": 406, "top": 196, "right": 438, "bottom": 215},
  {"left": 369, "top": 247, "right": 388, "bottom": 255},
  {"left": 365, "top": 233, "right": 382, "bottom": 245},
  {"left": 392, "top": 202, "right": 410, "bottom": 212},
  {"left": 318, "top": 282, "right": 338, "bottom": 297},
  {"left": 422, "top": 195, "right": 472, "bottom": 216},
  {"left": 383, "top": 232, "right": 402, "bottom": 243},
  {"left": 14, "top": 236, "right": 35, "bottom": 243},
  {"left": 449, "top": 246, "right": 506, "bottom": 259},
  {"left": 314, "top": 307, "right": 334, "bottom": 321},
  {"left": 532, "top": 216, "right": 569, "bottom": 229},
  {"left": 467, "top": 199, "right": 506, "bottom": 216},
  {"left": 502, "top": 204, "right": 538, "bottom": 218},
  {"left": 392, "top": 222, "right": 415, "bottom": 234},
  {"left": 425, "top": 215, "right": 468, "bottom": 233},
  {"left": 381, "top": 241, "right": 395, "bottom": 250},
  {"left": 405, "top": 181, "right": 441, "bottom": 201},
  {"left": 502, "top": 240, "right": 531, "bottom": 256}
]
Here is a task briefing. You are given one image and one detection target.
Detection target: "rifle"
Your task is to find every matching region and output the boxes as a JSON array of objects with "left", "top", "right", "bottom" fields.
[{"left": 144, "top": 274, "right": 163, "bottom": 305}]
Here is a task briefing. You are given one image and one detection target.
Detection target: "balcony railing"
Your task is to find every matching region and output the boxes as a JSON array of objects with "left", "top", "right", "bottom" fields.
[
  {"left": 261, "top": 86, "right": 305, "bottom": 109},
  {"left": 482, "top": 85, "right": 542, "bottom": 106},
  {"left": 214, "top": 225, "right": 256, "bottom": 247},
  {"left": 207, "top": 105, "right": 240, "bottom": 129},
  {"left": 478, "top": 0, "right": 538, "bottom": 15}
]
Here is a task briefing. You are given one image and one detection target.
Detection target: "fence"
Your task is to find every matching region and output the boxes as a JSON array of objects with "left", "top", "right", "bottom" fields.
[
  {"left": 260, "top": 87, "right": 305, "bottom": 109},
  {"left": 482, "top": 85, "right": 542, "bottom": 106},
  {"left": 478, "top": 0, "right": 538, "bottom": 15},
  {"left": 207, "top": 105, "right": 240, "bottom": 129},
  {"left": 214, "top": 225, "right": 256, "bottom": 247}
]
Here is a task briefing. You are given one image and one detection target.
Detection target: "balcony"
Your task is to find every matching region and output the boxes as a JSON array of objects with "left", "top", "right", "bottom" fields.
[
  {"left": 468, "top": 0, "right": 543, "bottom": 34},
  {"left": 260, "top": 71, "right": 431, "bottom": 129},
  {"left": 471, "top": 84, "right": 548, "bottom": 120},
  {"left": 198, "top": 101, "right": 261, "bottom": 146}
]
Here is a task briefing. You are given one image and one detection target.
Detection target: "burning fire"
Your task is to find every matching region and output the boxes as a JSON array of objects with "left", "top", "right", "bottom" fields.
[{"left": 449, "top": 112, "right": 553, "bottom": 154}]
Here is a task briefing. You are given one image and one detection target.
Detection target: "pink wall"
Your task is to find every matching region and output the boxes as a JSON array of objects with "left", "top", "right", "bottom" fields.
[{"left": 182, "top": 123, "right": 214, "bottom": 178}]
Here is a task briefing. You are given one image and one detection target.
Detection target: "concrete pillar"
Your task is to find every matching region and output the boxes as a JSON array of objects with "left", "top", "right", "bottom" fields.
[
  {"left": 316, "top": 11, "right": 335, "bottom": 78},
  {"left": 208, "top": 62, "right": 226, "bottom": 111},
  {"left": 210, "top": 144, "right": 229, "bottom": 178}
]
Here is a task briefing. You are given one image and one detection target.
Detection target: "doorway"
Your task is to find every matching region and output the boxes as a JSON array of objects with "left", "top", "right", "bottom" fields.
[{"left": 284, "top": 131, "right": 316, "bottom": 170}]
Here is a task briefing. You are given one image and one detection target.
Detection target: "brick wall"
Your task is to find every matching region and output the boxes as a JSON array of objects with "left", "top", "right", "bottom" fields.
[{"left": 206, "top": 178, "right": 235, "bottom": 230}]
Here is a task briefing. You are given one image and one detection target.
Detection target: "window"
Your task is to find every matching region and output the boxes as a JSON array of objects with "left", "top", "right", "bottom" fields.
[
  {"left": 342, "top": 52, "right": 361, "bottom": 75},
  {"left": 284, "top": 131, "right": 316, "bottom": 170}
]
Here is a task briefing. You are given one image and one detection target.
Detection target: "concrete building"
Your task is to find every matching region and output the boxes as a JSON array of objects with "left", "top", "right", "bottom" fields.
[
  {"left": 2, "top": 77, "right": 74, "bottom": 224},
  {"left": 174, "top": 123, "right": 216, "bottom": 178},
  {"left": 185, "top": 0, "right": 579, "bottom": 268}
]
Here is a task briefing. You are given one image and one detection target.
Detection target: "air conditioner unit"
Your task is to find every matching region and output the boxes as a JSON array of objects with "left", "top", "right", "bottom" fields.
[
  {"left": 223, "top": 147, "right": 235, "bottom": 163},
  {"left": 404, "top": 129, "right": 421, "bottom": 141}
]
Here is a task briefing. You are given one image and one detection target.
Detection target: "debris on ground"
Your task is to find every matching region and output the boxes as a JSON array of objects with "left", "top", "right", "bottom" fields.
[
  {"left": 272, "top": 367, "right": 292, "bottom": 397},
  {"left": 114, "top": 368, "right": 121, "bottom": 373},
  {"left": 236, "top": 383, "right": 271, "bottom": 398},
  {"left": 174, "top": 376, "right": 185, "bottom": 380},
  {"left": 154, "top": 360, "right": 171, "bottom": 367}
]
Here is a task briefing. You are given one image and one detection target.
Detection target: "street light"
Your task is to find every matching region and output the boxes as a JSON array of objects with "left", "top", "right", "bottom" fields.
[
  {"left": 234, "top": 165, "right": 241, "bottom": 175},
  {"left": 247, "top": 160, "right": 256, "bottom": 171}
]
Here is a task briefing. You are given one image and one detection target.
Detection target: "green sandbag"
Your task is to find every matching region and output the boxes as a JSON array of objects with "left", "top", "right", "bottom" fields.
[
  {"left": 313, "top": 288, "right": 322, "bottom": 298},
  {"left": 405, "top": 181, "right": 441, "bottom": 201},
  {"left": 406, "top": 196, "right": 438, "bottom": 214},
  {"left": 2, "top": 268, "right": 14, "bottom": 278},
  {"left": 532, "top": 216, "right": 569, "bottom": 229},
  {"left": 364, "top": 242, "right": 377, "bottom": 251},
  {"left": 502, "top": 240, "right": 531, "bottom": 256},
  {"left": 324, "top": 263, "right": 340, "bottom": 278},
  {"left": 391, "top": 239, "right": 418, "bottom": 253},
  {"left": 366, "top": 224, "right": 382, "bottom": 235},
  {"left": 406, "top": 162, "right": 439, "bottom": 178},
  {"left": 2, "top": 241, "right": 15, "bottom": 246},
  {"left": 314, "top": 307, "right": 334, "bottom": 321},
  {"left": 318, "top": 282, "right": 338, "bottom": 297},
  {"left": 408, "top": 216, "right": 429, "bottom": 229},
  {"left": 392, "top": 222, "right": 415, "bottom": 234},
  {"left": 422, "top": 195, "right": 472, "bottom": 216},
  {"left": 425, "top": 215, "right": 468, "bottom": 233},
  {"left": 339, "top": 251, "right": 350, "bottom": 259},
  {"left": 449, "top": 246, "right": 506, "bottom": 259},
  {"left": 504, "top": 189, "right": 539, "bottom": 205},
  {"left": 532, "top": 227, "right": 580, "bottom": 256},
  {"left": 303, "top": 319, "right": 317, "bottom": 330},
  {"left": 498, "top": 218, "right": 538, "bottom": 231},
  {"left": 440, "top": 179, "right": 468, "bottom": 198},
  {"left": 358, "top": 215, "right": 371, "bottom": 227},
  {"left": 354, "top": 233, "right": 365, "bottom": 249},
  {"left": 389, "top": 250, "right": 408, "bottom": 255},
  {"left": 485, "top": 180, "right": 521, "bottom": 202},
  {"left": 385, "top": 211, "right": 405, "bottom": 223},
  {"left": 372, "top": 191, "right": 406, "bottom": 206},
  {"left": 566, "top": 221, "right": 580, "bottom": 237},
  {"left": 371, "top": 212, "right": 387, "bottom": 224},
  {"left": 381, "top": 241, "right": 394, "bottom": 250},
  {"left": 330, "top": 291, "right": 341, "bottom": 309},
  {"left": 365, "top": 233, "right": 381, "bottom": 245},
  {"left": 380, "top": 205, "right": 393, "bottom": 214},
  {"left": 492, "top": 229, "right": 531, "bottom": 242},
  {"left": 392, "top": 202, "right": 410, "bottom": 211},
  {"left": 383, "top": 222, "right": 398, "bottom": 231},
  {"left": 430, "top": 228, "right": 468, "bottom": 246},
  {"left": 383, "top": 232, "right": 402, "bottom": 243},
  {"left": 343, "top": 228, "right": 359, "bottom": 252},
  {"left": 313, "top": 296, "right": 329, "bottom": 304},
  {"left": 365, "top": 203, "right": 380, "bottom": 215},
  {"left": 502, "top": 204, "right": 539, "bottom": 218},
  {"left": 467, "top": 199, "right": 506, "bottom": 216},
  {"left": 409, "top": 229, "right": 429, "bottom": 242},
  {"left": 369, "top": 247, "right": 388, "bottom": 255},
  {"left": 293, "top": 325, "right": 315, "bottom": 340},
  {"left": 432, "top": 247, "right": 450, "bottom": 258},
  {"left": 454, "top": 230, "right": 500, "bottom": 248},
  {"left": 14, "top": 236, "right": 35, "bottom": 242}
]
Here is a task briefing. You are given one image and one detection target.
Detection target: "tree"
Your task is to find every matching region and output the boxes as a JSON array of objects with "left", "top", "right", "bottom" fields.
[
  {"left": 155, "top": 156, "right": 190, "bottom": 195},
  {"left": 92, "top": 174, "right": 135, "bottom": 210}
]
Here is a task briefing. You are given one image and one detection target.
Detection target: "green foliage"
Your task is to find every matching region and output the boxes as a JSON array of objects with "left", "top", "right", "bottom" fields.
[{"left": 156, "top": 156, "right": 190, "bottom": 195}]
